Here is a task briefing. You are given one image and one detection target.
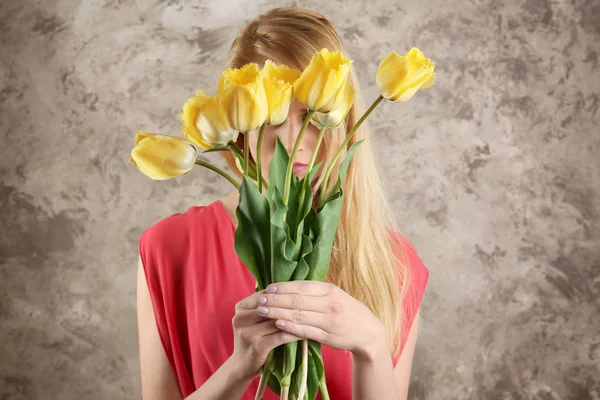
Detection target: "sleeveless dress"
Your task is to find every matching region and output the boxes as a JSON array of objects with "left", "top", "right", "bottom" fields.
[{"left": 139, "top": 200, "right": 429, "bottom": 399}]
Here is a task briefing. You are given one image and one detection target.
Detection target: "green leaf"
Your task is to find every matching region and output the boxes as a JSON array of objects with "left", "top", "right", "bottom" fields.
[
  {"left": 268, "top": 137, "right": 293, "bottom": 196},
  {"left": 283, "top": 341, "right": 298, "bottom": 382},
  {"left": 231, "top": 150, "right": 258, "bottom": 180},
  {"left": 291, "top": 234, "right": 313, "bottom": 281},
  {"left": 285, "top": 179, "right": 302, "bottom": 240},
  {"left": 307, "top": 340, "right": 324, "bottom": 380},
  {"left": 292, "top": 257, "right": 310, "bottom": 281},
  {"left": 267, "top": 138, "right": 303, "bottom": 234},
  {"left": 267, "top": 367, "right": 282, "bottom": 395},
  {"left": 307, "top": 342, "right": 324, "bottom": 400},
  {"left": 290, "top": 348, "right": 303, "bottom": 399},
  {"left": 234, "top": 176, "right": 271, "bottom": 290},
  {"left": 270, "top": 186, "right": 299, "bottom": 283},
  {"left": 309, "top": 161, "right": 323, "bottom": 183},
  {"left": 338, "top": 140, "right": 364, "bottom": 188},
  {"left": 202, "top": 146, "right": 230, "bottom": 153},
  {"left": 299, "top": 179, "right": 315, "bottom": 224},
  {"left": 303, "top": 140, "right": 364, "bottom": 282},
  {"left": 307, "top": 340, "right": 325, "bottom": 400},
  {"left": 305, "top": 194, "right": 344, "bottom": 282},
  {"left": 272, "top": 342, "right": 295, "bottom": 395},
  {"left": 270, "top": 345, "right": 285, "bottom": 382},
  {"left": 320, "top": 140, "right": 364, "bottom": 209}
]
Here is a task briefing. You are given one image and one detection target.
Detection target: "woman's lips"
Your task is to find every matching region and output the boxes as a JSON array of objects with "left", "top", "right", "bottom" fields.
[{"left": 293, "top": 162, "right": 308, "bottom": 174}]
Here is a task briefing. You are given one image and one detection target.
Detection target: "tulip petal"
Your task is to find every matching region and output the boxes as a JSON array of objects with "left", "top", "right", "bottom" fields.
[{"left": 420, "top": 72, "right": 436, "bottom": 89}]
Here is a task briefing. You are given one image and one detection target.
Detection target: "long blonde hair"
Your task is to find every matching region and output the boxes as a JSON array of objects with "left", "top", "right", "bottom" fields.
[{"left": 222, "top": 7, "right": 411, "bottom": 359}]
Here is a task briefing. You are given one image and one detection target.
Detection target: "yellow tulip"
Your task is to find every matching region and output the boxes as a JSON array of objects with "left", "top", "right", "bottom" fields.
[
  {"left": 311, "top": 81, "right": 355, "bottom": 129},
  {"left": 129, "top": 132, "right": 197, "bottom": 180},
  {"left": 376, "top": 48, "right": 436, "bottom": 102},
  {"left": 261, "top": 60, "right": 301, "bottom": 125},
  {"left": 293, "top": 48, "right": 352, "bottom": 112},
  {"left": 217, "top": 63, "right": 268, "bottom": 132},
  {"left": 179, "top": 90, "right": 236, "bottom": 150}
]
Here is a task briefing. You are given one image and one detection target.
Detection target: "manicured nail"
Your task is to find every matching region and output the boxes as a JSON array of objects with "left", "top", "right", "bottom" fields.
[
  {"left": 257, "top": 296, "right": 267, "bottom": 305},
  {"left": 276, "top": 320, "right": 286, "bottom": 328},
  {"left": 267, "top": 285, "right": 278, "bottom": 294},
  {"left": 257, "top": 306, "right": 269, "bottom": 315}
]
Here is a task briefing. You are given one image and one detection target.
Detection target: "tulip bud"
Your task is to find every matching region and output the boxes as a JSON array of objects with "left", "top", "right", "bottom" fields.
[
  {"left": 261, "top": 60, "right": 301, "bottom": 126},
  {"left": 311, "top": 81, "right": 355, "bottom": 129},
  {"left": 293, "top": 48, "right": 352, "bottom": 112},
  {"left": 180, "top": 91, "right": 237, "bottom": 150},
  {"left": 217, "top": 63, "right": 268, "bottom": 132},
  {"left": 376, "top": 48, "right": 436, "bottom": 102},
  {"left": 129, "top": 132, "right": 197, "bottom": 180}
]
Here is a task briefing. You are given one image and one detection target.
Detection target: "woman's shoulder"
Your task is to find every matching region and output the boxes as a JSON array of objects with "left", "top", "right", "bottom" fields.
[
  {"left": 390, "top": 230, "right": 429, "bottom": 278},
  {"left": 138, "top": 201, "right": 225, "bottom": 261},
  {"left": 390, "top": 230, "right": 430, "bottom": 312},
  {"left": 140, "top": 205, "right": 202, "bottom": 244}
]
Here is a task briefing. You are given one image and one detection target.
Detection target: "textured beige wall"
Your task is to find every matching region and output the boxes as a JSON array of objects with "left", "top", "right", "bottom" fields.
[{"left": 1, "top": 0, "right": 599, "bottom": 399}]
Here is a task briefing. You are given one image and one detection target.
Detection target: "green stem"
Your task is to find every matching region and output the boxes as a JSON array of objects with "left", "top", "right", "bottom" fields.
[
  {"left": 244, "top": 131, "right": 249, "bottom": 177},
  {"left": 194, "top": 159, "right": 240, "bottom": 190},
  {"left": 256, "top": 124, "right": 266, "bottom": 193},
  {"left": 228, "top": 141, "right": 244, "bottom": 160},
  {"left": 280, "top": 345, "right": 291, "bottom": 400},
  {"left": 280, "top": 385, "right": 289, "bottom": 400},
  {"left": 283, "top": 110, "right": 315, "bottom": 208},
  {"left": 255, "top": 350, "right": 274, "bottom": 400},
  {"left": 228, "top": 140, "right": 267, "bottom": 189},
  {"left": 319, "top": 95, "right": 384, "bottom": 204},
  {"left": 319, "top": 377, "right": 330, "bottom": 400},
  {"left": 297, "top": 339, "right": 308, "bottom": 400},
  {"left": 295, "top": 125, "right": 326, "bottom": 225}
]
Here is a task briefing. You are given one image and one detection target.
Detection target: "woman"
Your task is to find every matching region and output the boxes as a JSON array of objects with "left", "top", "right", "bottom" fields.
[{"left": 137, "top": 7, "right": 430, "bottom": 400}]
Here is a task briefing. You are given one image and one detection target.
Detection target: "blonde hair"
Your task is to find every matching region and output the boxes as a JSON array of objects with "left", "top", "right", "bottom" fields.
[{"left": 222, "top": 7, "right": 411, "bottom": 359}]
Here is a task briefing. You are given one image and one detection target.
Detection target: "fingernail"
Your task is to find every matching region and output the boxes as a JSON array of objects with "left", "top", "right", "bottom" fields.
[
  {"left": 257, "top": 306, "right": 269, "bottom": 315},
  {"left": 267, "top": 285, "right": 277, "bottom": 294},
  {"left": 257, "top": 296, "right": 267, "bottom": 305},
  {"left": 276, "top": 320, "right": 286, "bottom": 328}
]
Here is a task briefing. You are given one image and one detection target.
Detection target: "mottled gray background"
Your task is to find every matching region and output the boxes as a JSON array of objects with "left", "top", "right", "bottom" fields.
[{"left": 1, "top": 0, "right": 599, "bottom": 399}]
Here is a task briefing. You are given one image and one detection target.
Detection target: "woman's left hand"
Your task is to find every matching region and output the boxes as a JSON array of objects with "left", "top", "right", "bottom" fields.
[{"left": 255, "top": 280, "right": 388, "bottom": 358}]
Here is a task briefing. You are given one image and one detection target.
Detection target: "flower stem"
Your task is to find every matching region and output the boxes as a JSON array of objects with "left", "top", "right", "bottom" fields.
[
  {"left": 194, "top": 159, "right": 240, "bottom": 190},
  {"left": 228, "top": 141, "right": 244, "bottom": 158},
  {"left": 256, "top": 124, "right": 266, "bottom": 193},
  {"left": 319, "top": 377, "right": 330, "bottom": 400},
  {"left": 297, "top": 339, "right": 308, "bottom": 400},
  {"left": 283, "top": 110, "right": 315, "bottom": 207},
  {"left": 255, "top": 350, "right": 274, "bottom": 400},
  {"left": 295, "top": 125, "right": 326, "bottom": 224},
  {"left": 244, "top": 131, "right": 249, "bottom": 177},
  {"left": 229, "top": 139, "right": 267, "bottom": 189},
  {"left": 280, "top": 385, "right": 289, "bottom": 400},
  {"left": 319, "top": 95, "right": 384, "bottom": 204}
]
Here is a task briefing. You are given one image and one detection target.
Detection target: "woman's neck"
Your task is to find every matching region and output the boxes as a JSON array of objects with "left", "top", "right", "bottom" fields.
[{"left": 219, "top": 191, "right": 240, "bottom": 228}]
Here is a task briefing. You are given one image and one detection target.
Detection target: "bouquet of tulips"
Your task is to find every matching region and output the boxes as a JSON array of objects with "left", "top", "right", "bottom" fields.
[{"left": 130, "top": 47, "right": 435, "bottom": 400}]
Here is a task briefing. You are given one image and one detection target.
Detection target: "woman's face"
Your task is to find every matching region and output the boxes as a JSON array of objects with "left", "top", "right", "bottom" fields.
[{"left": 247, "top": 100, "right": 324, "bottom": 183}]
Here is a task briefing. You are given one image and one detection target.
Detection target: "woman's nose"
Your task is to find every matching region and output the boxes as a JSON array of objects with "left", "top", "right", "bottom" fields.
[{"left": 278, "top": 118, "right": 303, "bottom": 153}]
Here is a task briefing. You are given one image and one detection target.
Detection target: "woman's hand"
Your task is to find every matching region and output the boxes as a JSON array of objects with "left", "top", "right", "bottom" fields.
[
  {"left": 255, "top": 281, "right": 388, "bottom": 359},
  {"left": 230, "top": 290, "right": 303, "bottom": 381}
]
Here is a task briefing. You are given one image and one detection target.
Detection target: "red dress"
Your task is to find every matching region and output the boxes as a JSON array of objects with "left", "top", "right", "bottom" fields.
[{"left": 139, "top": 200, "right": 429, "bottom": 399}]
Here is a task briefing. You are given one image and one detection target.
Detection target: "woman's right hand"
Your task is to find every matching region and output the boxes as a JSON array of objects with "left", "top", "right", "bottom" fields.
[{"left": 229, "top": 290, "right": 302, "bottom": 380}]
